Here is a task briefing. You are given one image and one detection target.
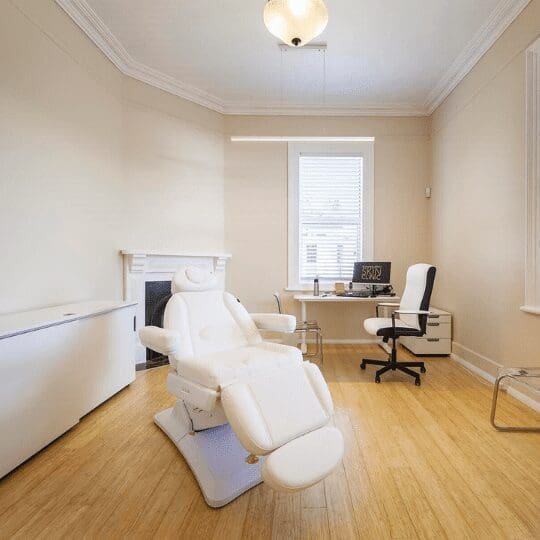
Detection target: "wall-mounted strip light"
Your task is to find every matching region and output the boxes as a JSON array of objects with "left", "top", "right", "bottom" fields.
[{"left": 230, "top": 136, "right": 375, "bottom": 142}]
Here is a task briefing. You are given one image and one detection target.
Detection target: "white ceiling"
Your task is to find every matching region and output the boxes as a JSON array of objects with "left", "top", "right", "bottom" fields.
[{"left": 57, "top": 0, "right": 530, "bottom": 115}]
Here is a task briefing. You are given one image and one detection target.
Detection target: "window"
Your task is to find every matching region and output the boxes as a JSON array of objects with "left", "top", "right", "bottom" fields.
[
  {"left": 288, "top": 142, "right": 374, "bottom": 289},
  {"left": 523, "top": 38, "right": 540, "bottom": 314}
]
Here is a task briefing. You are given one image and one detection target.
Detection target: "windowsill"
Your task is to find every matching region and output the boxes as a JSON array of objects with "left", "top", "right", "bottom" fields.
[{"left": 520, "top": 305, "right": 540, "bottom": 315}]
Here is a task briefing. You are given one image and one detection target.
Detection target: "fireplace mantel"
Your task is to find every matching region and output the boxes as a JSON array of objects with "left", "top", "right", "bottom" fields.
[
  {"left": 121, "top": 249, "right": 232, "bottom": 258},
  {"left": 120, "top": 249, "right": 232, "bottom": 365}
]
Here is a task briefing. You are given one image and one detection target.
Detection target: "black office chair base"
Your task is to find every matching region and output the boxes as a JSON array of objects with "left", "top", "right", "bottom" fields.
[{"left": 361, "top": 358, "right": 426, "bottom": 385}]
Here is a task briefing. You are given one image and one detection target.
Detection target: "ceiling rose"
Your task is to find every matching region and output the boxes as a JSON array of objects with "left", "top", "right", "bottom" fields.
[{"left": 263, "top": 0, "right": 329, "bottom": 48}]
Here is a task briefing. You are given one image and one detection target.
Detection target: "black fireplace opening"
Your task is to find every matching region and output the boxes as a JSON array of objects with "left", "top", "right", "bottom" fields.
[{"left": 139, "top": 280, "right": 172, "bottom": 370}]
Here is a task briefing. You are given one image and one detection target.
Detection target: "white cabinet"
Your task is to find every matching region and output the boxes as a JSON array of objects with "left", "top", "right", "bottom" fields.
[
  {"left": 77, "top": 307, "right": 136, "bottom": 416},
  {"left": 0, "top": 301, "right": 137, "bottom": 478},
  {"left": 401, "top": 308, "right": 452, "bottom": 356}
]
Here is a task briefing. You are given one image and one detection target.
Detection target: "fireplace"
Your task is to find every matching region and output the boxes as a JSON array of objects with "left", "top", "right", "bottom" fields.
[
  {"left": 140, "top": 281, "right": 172, "bottom": 370},
  {"left": 121, "top": 250, "right": 231, "bottom": 367}
]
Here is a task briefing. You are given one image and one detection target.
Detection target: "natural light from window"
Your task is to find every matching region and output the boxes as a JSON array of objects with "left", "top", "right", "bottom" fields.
[
  {"left": 298, "top": 155, "right": 363, "bottom": 282},
  {"left": 288, "top": 141, "right": 374, "bottom": 290}
]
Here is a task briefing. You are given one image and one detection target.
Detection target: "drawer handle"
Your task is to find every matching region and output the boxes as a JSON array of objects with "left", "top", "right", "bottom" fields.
[
  {"left": 428, "top": 315, "right": 440, "bottom": 319},
  {"left": 428, "top": 323, "right": 440, "bottom": 327},
  {"left": 427, "top": 338, "right": 440, "bottom": 342}
]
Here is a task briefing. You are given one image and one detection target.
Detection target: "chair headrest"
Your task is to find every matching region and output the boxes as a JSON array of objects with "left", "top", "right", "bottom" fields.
[{"left": 171, "top": 266, "right": 219, "bottom": 293}]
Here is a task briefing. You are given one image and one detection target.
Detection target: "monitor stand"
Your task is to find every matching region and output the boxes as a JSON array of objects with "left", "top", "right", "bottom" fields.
[{"left": 370, "top": 285, "right": 377, "bottom": 298}]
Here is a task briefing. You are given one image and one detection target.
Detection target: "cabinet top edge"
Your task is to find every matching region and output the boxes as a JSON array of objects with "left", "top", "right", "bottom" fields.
[{"left": 0, "top": 301, "right": 137, "bottom": 340}]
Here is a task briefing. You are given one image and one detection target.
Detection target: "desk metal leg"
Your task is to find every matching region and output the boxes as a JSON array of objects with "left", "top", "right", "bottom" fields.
[{"left": 300, "top": 301, "right": 307, "bottom": 353}]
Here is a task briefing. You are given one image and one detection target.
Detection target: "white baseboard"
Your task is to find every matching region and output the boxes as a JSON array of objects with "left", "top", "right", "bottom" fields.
[
  {"left": 450, "top": 351, "right": 496, "bottom": 384},
  {"left": 323, "top": 338, "right": 379, "bottom": 345},
  {"left": 451, "top": 342, "right": 540, "bottom": 413},
  {"left": 506, "top": 386, "right": 540, "bottom": 413}
]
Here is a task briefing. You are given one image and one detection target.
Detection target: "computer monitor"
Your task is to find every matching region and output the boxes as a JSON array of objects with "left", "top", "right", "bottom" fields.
[{"left": 352, "top": 262, "right": 391, "bottom": 285}]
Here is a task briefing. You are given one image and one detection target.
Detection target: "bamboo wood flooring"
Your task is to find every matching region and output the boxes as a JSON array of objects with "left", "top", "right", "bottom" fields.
[{"left": 1, "top": 344, "right": 538, "bottom": 539}]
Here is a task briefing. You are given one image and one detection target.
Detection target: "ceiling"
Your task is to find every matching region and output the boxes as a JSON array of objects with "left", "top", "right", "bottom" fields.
[{"left": 56, "top": 0, "right": 530, "bottom": 115}]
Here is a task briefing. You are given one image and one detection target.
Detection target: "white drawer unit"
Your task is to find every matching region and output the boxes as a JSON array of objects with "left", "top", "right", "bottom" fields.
[
  {"left": 401, "top": 308, "right": 452, "bottom": 356},
  {"left": 0, "top": 301, "right": 137, "bottom": 478}
]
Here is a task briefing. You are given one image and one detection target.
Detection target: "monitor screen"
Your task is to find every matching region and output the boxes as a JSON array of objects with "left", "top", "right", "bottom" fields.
[{"left": 352, "top": 262, "right": 391, "bottom": 284}]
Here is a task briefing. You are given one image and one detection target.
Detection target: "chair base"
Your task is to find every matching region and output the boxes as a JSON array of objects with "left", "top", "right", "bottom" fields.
[
  {"left": 154, "top": 402, "right": 263, "bottom": 507},
  {"left": 490, "top": 368, "right": 540, "bottom": 432},
  {"left": 360, "top": 357, "right": 426, "bottom": 385}
]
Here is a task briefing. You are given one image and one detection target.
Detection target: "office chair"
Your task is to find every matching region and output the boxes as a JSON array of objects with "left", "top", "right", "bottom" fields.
[
  {"left": 273, "top": 292, "right": 323, "bottom": 364},
  {"left": 361, "top": 264, "right": 436, "bottom": 385}
]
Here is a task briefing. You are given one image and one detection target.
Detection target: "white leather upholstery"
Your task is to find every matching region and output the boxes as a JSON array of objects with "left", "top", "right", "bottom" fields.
[
  {"left": 138, "top": 326, "right": 181, "bottom": 356},
  {"left": 398, "top": 263, "right": 433, "bottom": 329},
  {"left": 262, "top": 427, "right": 344, "bottom": 492},
  {"left": 250, "top": 313, "right": 296, "bottom": 333},
  {"left": 171, "top": 266, "right": 219, "bottom": 293},
  {"left": 364, "top": 317, "right": 416, "bottom": 335},
  {"left": 138, "top": 265, "right": 343, "bottom": 499},
  {"left": 221, "top": 362, "right": 333, "bottom": 455},
  {"left": 175, "top": 341, "right": 302, "bottom": 389},
  {"left": 163, "top": 291, "right": 262, "bottom": 368}
]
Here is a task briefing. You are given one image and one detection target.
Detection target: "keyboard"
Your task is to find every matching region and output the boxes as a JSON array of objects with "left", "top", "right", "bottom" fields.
[{"left": 336, "top": 291, "right": 371, "bottom": 298}]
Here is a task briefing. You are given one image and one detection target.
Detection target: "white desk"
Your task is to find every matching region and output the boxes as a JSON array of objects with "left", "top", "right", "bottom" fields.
[{"left": 293, "top": 294, "right": 400, "bottom": 323}]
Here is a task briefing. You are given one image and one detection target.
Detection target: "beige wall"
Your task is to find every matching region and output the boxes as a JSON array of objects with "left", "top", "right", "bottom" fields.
[
  {"left": 122, "top": 79, "right": 224, "bottom": 252},
  {"left": 4, "top": 0, "right": 537, "bottom": 360},
  {"left": 0, "top": 0, "right": 225, "bottom": 315},
  {"left": 431, "top": 0, "right": 540, "bottom": 370},
  {"left": 224, "top": 116, "right": 431, "bottom": 340}
]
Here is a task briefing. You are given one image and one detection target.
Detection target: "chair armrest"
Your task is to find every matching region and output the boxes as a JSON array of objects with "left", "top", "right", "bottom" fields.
[
  {"left": 138, "top": 326, "right": 181, "bottom": 356},
  {"left": 394, "top": 310, "right": 431, "bottom": 315},
  {"left": 250, "top": 313, "right": 296, "bottom": 333},
  {"left": 376, "top": 302, "right": 400, "bottom": 317}
]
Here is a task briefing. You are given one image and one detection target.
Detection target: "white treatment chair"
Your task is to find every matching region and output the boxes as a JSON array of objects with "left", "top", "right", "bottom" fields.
[{"left": 138, "top": 266, "right": 343, "bottom": 507}]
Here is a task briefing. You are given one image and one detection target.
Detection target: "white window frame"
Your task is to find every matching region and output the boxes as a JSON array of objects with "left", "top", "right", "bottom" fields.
[
  {"left": 287, "top": 141, "right": 375, "bottom": 290},
  {"left": 523, "top": 38, "right": 540, "bottom": 315}
]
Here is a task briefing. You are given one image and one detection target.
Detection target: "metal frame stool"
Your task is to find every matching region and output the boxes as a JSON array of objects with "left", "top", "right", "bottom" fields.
[
  {"left": 273, "top": 292, "right": 323, "bottom": 364},
  {"left": 490, "top": 367, "right": 540, "bottom": 432}
]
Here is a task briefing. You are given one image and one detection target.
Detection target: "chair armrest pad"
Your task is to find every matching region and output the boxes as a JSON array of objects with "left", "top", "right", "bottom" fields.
[
  {"left": 138, "top": 326, "right": 181, "bottom": 356},
  {"left": 394, "top": 310, "right": 431, "bottom": 315},
  {"left": 251, "top": 313, "right": 296, "bottom": 333}
]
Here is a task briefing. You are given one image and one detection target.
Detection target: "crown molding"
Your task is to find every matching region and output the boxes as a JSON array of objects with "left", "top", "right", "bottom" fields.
[
  {"left": 223, "top": 103, "right": 427, "bottom": 116},
  {"left": 425, "top": 0, "right": 531, "bottom": 114},
  {"left": 57, "top": 0, "right": 529, "bottom": 118},
  {"left": 55, "top": 0, "right": 227, "bottom": 113},
  {"left": 55, "top": 0, "right": 425, "bottom": 116}
]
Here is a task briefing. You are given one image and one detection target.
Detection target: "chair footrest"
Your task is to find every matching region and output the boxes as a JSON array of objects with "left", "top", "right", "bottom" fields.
[{"left": 262, "top": 427, "right": 343, "bottom": 492}]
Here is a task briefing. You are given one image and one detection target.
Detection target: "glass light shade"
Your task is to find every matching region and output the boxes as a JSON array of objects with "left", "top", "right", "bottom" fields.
[{"left": 264, "top": 0, "right": 328, "bottom": 47}]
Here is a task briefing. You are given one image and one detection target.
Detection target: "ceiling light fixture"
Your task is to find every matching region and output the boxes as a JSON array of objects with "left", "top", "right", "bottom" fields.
[{"left": 263, "top": 0, "right": 328, "bottom": 48}]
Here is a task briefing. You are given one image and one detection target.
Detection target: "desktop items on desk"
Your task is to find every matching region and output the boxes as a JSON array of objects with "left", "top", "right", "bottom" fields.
[
  {"left": 335, "top": 282, "right": 346, "bottom": 294},
  {"left": 335, "top": 261, "right": 396, "bottom": 298}
]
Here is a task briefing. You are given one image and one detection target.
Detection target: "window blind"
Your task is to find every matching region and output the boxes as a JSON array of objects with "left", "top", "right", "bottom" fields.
[{"left": 298, "top": 154, "right": 363, "bottom": 282}]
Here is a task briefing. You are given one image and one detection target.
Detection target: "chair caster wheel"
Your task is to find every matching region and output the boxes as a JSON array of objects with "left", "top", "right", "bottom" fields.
[
  {"left": 375, "top": 376, "right": 381, "bottom": 383},
  {"left": 360, "top": 363, "right": 366, "bottom": 370},
  {"left": 415, "top": 379, "right": 421, "bottom": 386},
  {"left": 420, "top": 367, "right": 426, "bottom": 373}
]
